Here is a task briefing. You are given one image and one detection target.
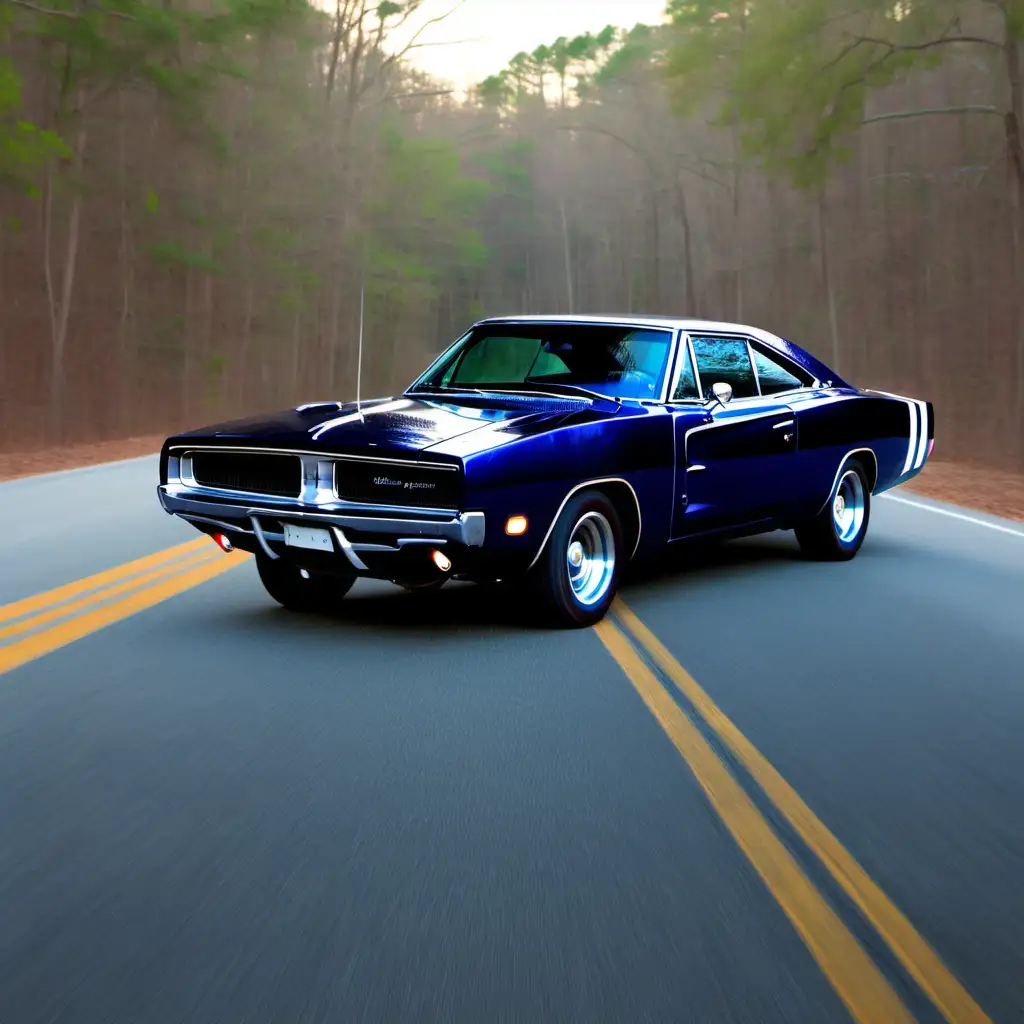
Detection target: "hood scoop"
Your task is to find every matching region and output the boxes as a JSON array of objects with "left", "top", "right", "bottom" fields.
[{"left": 296, "top": 401, "right": 344, "bottom": 414}]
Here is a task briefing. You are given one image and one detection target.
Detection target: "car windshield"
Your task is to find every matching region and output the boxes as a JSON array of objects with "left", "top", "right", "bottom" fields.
[{"left": 409, "top": 323, "right": 674, "bottom": 401}]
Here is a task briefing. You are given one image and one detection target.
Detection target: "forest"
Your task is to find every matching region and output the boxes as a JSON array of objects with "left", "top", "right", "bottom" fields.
[{"left": 1, "top": 0, "right": 1022, "bottom": 471}]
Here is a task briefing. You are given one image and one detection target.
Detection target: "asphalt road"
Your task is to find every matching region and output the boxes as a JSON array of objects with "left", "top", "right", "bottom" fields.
[{"left": 1, "top": 457, "right": 1022, "bottom": 1023}]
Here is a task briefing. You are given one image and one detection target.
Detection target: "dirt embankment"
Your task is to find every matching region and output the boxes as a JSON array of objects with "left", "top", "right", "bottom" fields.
[{"left": 1, "top": 439, "right": 1021, "bottom": 524}]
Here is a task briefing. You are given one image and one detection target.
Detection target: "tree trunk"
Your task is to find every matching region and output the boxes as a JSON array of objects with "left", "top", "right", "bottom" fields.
[
  {"left": 1003, "top": 28, "right": 1024, "bottom": 438},
  {"left": 42, "top": 109, "right": 87, "bottom": 442},
  {"left": 674, "top": 175, "right": 697, "bottom": 314},
  {"left": 731, "top": 117, "right": 744, "bottom": 321},
  {"left": 648, "top": 186, "right": 661, "bottom": 311},
  {"left": 117, "top": 90, "right": 137, "bottom": 435},
  {"left": 559, "top": 197, "right": 574, "bottom": 313},
  {"left": 817, "top": 187, "right": 840, "bottom": 376}
]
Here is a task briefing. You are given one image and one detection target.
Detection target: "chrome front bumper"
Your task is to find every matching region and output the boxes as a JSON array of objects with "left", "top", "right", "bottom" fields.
[{"left": 157, "top": 484, "right": 486, "bottom": 565}]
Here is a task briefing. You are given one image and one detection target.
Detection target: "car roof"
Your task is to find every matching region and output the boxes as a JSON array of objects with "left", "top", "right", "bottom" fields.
[{"left": 475, "top": 314, "right": 784, "bottom": 345}]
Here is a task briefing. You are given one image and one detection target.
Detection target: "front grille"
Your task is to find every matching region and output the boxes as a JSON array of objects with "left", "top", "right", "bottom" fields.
[
  {"left": 334, "top": 460, "right": 461, "bottom": 510},
  {"left": 190, "top": 451, "right": 301, "bottom": 498}
]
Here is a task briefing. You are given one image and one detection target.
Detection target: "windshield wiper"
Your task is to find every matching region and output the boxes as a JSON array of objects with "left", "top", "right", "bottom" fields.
[
  {"left": 405, "top": 385, "right": 486, "bottom": 397},
  {"left": 522, "top": 379, "right": 621, "bottom": 404}
]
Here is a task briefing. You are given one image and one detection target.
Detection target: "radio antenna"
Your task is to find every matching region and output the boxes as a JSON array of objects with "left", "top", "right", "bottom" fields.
[{"left": 356, "top": 283, "right": 365, "bottom": 422}]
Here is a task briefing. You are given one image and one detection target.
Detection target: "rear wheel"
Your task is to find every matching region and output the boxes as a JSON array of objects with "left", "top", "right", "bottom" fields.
[
  {"left": 256, "top": 553, "right": 355, "bottom": 613},
  {"left": 531, "top": 489, "right": 623, "bottom": 628},
  {"left": 795, "top": 457, "right": 871, "bottom": 561}
]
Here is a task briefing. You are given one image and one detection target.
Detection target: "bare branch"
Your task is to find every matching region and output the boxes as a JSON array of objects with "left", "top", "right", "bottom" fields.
[
  {"left": 845, "top": 31, "right": 1003, "bottom": 52},
  {"left": 388, "top": 0, "right": 466, "bottom": 63},
  {"left": 862, "top": 105, "right": 1003, "bottom": 124},
  {"left": 5, "top": 0, "right": 133, "bottom": 18}
]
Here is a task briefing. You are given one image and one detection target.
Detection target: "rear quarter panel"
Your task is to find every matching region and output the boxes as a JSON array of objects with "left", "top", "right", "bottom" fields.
[
  {"left": 788, "top": 389, "right": 934, "bottom": 514},
  {"left": 460, "top": 405, "right": 675, "bottom": 565}
]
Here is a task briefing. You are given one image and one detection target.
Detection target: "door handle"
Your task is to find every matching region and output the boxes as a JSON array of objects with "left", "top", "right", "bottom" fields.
[{"left": 772, "top": 419, "right": 794, "bottom": 430}]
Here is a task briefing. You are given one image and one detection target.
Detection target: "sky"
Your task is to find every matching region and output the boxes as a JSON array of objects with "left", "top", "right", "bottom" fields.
[{"left": 394, "top": 0, "right": 669, "bottom": 92}]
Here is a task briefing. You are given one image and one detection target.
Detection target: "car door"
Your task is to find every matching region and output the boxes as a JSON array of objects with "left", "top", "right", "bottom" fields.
[{"left": 669, "top": 334, "right": 801, "bottom": 538}]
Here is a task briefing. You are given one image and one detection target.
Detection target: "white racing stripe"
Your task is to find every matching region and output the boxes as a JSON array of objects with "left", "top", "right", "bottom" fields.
[
  {"left": 869, "top": 389, "right": 928, "bottom": 476},
  {"left": 883, "top": 494, "right": 1024, "bottom": 538},
  {"left": 902, "top": 400, "right": 919, "bottom": 475},
  {"left": 912, "top": 401, "right": 929, "bottom": 470}
]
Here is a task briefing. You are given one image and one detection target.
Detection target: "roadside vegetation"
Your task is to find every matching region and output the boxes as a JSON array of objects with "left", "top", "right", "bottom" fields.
[{"left": 1, "top": 0, "right": 1022, "bottom": 476}]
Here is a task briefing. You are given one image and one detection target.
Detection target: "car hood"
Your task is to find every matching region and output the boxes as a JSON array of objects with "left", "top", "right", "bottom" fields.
[{"left": 171, "top": 393, "right": 622, "bottom": 460}]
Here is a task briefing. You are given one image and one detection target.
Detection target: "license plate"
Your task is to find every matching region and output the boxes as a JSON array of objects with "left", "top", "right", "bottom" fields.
[{"left": 283, "top": 524, "right": 333, "bottom": 552}]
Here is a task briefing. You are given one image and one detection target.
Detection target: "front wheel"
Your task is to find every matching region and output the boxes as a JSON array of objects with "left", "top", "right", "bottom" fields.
[
  {"left": 256, "top": 553, "right": 356, "bottom": 613},
  {"left": 531, "top": 489, "right": 623, "bottom": 628},
  {"left": 795, "top": 457, "right": 871, "bottom": 561}
]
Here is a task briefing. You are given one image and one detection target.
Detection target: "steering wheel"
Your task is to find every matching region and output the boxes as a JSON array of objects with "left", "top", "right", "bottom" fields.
[{"left": 620, "top": 368, "right": 659, "bottom": 395}]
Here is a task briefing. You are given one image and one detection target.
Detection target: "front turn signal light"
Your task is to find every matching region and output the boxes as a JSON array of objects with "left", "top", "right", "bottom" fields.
[{"left": 505, "top": 515, "right": 528, "bottom": 536}]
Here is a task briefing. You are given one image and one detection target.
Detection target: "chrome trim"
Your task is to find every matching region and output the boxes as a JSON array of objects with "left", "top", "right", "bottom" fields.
[
  {"left": 813, "top": 448, "right": 879, "bottom": 516},
  {"left": 159, "top": 487, "right": 487, "bottom": 548},
  {"left": 250, "top": 515, "right": 280, "bottom": 560},
  {"left": 169, "top": 444, "right": 459, "bottom": 472},
  {"left": 748, "top": 339, "right": 761, "bottom": 395},
  {"left": 688, "top": 464, "right": 706, "bottom": 472},
  {"left": 667, "top": 331, "right": 701, "bottom": 403},
  {"left": 330, "top": 527, "right": 369, "bottom": 571},
  {"left": 657, "top": 332, "right": 680, "bottom": 404},
  {"left": 180, "top": 513, "right": 254, "bottom": 535},
  {"left": 165, "top": 479, "right": 460, "bottom": 520},
  {"left": 527, "top": 477, "right": 643, "bottom": 569}
]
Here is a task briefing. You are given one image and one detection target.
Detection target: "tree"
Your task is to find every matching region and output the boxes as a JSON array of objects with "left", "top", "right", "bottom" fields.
[{"left": 714, "top": 0, "right": 1024, "bottom": 421}]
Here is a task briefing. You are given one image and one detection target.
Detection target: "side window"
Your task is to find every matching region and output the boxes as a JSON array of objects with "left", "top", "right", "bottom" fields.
[
  {"left": 750, "top": 344, "right": 813, "bottom": 395},
  {"left": 671, "top": 342, "right": 699, "bottom": 400},
  {"left": 691, "top": 336, "right": 758, "bottom": 400}
]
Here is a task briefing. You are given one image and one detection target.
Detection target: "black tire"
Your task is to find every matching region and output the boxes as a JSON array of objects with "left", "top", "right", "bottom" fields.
[
  {"left": 795, "top": 457, "right": 872, "bottom": 561},
  {"left": 256, "top": 553, "right": 356, "bottom": 613},
  {"left": 530, "top": 489, "right": 624, "bottom": 628}
]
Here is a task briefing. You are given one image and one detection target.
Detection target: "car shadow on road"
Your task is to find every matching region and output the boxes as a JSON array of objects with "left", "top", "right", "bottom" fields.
[
  {"left": 623, "top": 533, "right": 800, "bottom": 587},
  {"left": 224, "top": 529, "right": 903, "bottom": 636},
  {"left": 232, "top": 579, "right": 546, "bottom": 636}
]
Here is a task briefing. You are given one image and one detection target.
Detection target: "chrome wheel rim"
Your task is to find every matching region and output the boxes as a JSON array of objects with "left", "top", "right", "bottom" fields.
[
  {"left": 833, "top": 470, "right": 865, "bottom": 543},
  {"left": 566, "top": 512, "right": 616, "bottom": 606}
]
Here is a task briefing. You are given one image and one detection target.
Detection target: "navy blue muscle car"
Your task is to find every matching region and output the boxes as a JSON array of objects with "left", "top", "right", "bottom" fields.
[{"left": 158, "top": 315, "right": 934, "bottom": 626}]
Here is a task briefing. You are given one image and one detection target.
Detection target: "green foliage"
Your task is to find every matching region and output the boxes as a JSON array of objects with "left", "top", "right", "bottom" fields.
[
  {"left": 665, "top": 0, "right": 1000, "bottom": 189},
  {"left": 0, "top": 16, "right": 69, "bottom": 193},
  {"left": 665, "top": 0, "right": 751, "bottom": 116},
  {"left": 724, "top": 0, "right": 954, "bottom": 187},
  {"left": 362, "top": 122, "right": 490, "bottom": 302},
  {"left": 144, "top": 240, "right": 223, "bottom": 273},
  {"left": 15, "top": 0, "right": 305, "bottom": 131}
]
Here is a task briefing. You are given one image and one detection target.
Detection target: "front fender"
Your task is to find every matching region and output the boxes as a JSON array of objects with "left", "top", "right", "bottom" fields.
[{"left": 461, "top": 409, "right": 674, "bottom": 571}]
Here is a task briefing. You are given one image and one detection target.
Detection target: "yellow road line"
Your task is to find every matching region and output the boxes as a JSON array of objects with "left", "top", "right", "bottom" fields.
[
  {"left": 0, "top": 537, "right": 212, "bottom": 625},
  {"left": 612, "top": 598, "right": 993, "bottom": 1024},
  {"left": 0, "top": 549, "right": 221, "bottom": 642},
  {"left": 0, "top": 551, "right": 250, "bottom": 677},
  {"left": 594, "top": 618, "right": 916, "bottom": 1024}
]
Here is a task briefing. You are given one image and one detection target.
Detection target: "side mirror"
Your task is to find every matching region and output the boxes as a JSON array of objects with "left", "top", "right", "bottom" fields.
[{"left": 710, "top": 382, "right": 733, "bottom": 406}]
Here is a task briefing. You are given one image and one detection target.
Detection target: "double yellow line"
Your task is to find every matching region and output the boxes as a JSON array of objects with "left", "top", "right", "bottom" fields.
[
  {"left": 597, "top": 599, "right": 993, "bottom": 1024},
  {"left": 0, "top": 537, "right": 249, "bottom": 676}
]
